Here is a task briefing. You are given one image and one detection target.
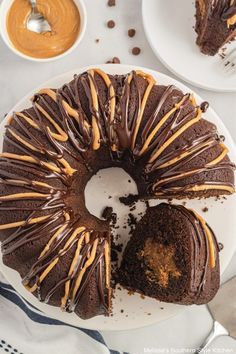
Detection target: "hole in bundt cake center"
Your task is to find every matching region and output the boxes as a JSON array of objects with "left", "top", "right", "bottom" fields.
[
  {"left": 139, "top": 238, "right": 181, "bottom": 288},
  {"left": 84, "top": 167, "right": 140, "bottom": 219}
]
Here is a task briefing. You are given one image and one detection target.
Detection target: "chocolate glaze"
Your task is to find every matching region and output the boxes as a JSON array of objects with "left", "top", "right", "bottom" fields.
[
  {"left": 172, "top": 204, "right": 218, "bottom": 297},
  {"left": 206, "top": 0, "right": 236, "bottom": 23}
]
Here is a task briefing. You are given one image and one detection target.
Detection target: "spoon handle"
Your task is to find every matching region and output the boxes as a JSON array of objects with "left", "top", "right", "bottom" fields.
[
  {"left": 194, "top": 321, "right": 229, "bottom": 354},
  {"left": 29, "top": 0, "right": 37, "bottom": 9}
]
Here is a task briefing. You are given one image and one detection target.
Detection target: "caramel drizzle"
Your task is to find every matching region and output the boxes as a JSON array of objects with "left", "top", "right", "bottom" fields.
[
  {"left": 152, "top": 141, "right": 235, "bottom": 196},
  {"left": 190, "top": 209, "right": 216, "bottom": 268}
]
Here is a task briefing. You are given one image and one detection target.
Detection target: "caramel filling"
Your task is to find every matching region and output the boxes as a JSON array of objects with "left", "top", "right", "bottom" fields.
[
  {"left": 6, "top": 0, "right": 80, "bottom": 59},
  {"left": 139, "top": 239, "right": 181, "bottom": 288}
]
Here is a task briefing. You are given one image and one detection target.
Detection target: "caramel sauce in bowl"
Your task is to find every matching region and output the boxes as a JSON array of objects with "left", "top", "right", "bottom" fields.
[{"left": 0, "top": 0, "right": 87, "bottom": 61}]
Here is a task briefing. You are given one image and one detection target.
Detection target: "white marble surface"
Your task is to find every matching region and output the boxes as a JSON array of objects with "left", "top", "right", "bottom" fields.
[{"left": 0, "top": 0, "right": 236, "bottom": 353}]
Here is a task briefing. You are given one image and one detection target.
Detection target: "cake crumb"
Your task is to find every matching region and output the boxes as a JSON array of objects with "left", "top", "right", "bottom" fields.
[
  {"left": 140, "top": 294, "right": 145, "bottom": 299},
  {"left": 128, "top": 290, "right": 134, "bottom": 296},
  {"left": 102, "top": 206, "right": 113, "bottom": 220},
  {"left": 119, "top": 193, "right": 138, "bottom": 206},
  {"left": 202, "top": 207, "right": 208, "bottom": 213},
  {"left": 127, "top": 213, "right": 137, "bottom": 234}
]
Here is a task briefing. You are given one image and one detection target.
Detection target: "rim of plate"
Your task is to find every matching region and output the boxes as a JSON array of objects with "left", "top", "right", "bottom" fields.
[
  {"left": 141, "top": 0, "right": 236, "bottom": 93},
  {"left": 0, "top": 64, "right": 235, "bottom": 331}
]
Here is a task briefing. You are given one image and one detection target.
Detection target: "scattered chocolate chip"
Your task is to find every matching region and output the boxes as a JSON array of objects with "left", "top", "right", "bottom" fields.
[
  {"left": 200, "top": 101, "right": 209, "bottom": 113},
  {"left": 107, "top": 20, "right": 115, "bottom": 28},
  {"left": 112, "top": 56, "right": 120, "bottom": 63},
  {"left": 218, "top": 242, "right": 224, "bottom": 251},
  {"left": 220, "top": 135, "right": 225, "bottom": 142},
  {"left": 202, "top": 207, "right": 208, "bottom": 213},
  {"left": 132, "top": 47, "right": 141, "bottom": 55},
  {"left": 128, "top": 28, "right": 136, "bottom": 37},
  {"left": 120, "top": 309, "right": 124, "bottom": 313},
  {"left": 106, "top": 56, "right": 121, "bottom": 64},
  {"left": 95, "top": 38, "right": 100, "bottom": 43},
  {"left": 107, "top": 0, "right": 116, "bottom": 6},
  {"left": 127, "top": 213, "right": 137, "bottom": 235}
]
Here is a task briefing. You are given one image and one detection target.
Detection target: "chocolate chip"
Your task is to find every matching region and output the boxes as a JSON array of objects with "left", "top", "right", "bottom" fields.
[
  {"left": 95, "top": 38, "right": 100, "bottom": 43},
  {"left": 132, "top": 47, "right": 141, "bottom": 55},
  {"left": 107, "top": 20, "right": 115, "bottom": 28},
  {"left": 106, "top": 57, "right": 120, "bottom": 64},
  {"left": 107, "top": 0, "right": 116, "bottom": 6},
  {"left": 128, "top": 28, "right": 136, "bottom": 37},
  {"left": 218, "top": 242, "right": 224, "bottom": 251},
  {"left": 112, "top": 56, "right": 120, "bottom": 63},
  {"left": 200, "top": 101, "right": 209, "bottom": 113}
]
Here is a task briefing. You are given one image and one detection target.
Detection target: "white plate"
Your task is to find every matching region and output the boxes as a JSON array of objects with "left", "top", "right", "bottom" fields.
[
  {"left": 142, "top": 0, "right": 236, "bottom": 93},
  {"left": 0, "top": 64, "right": 236, "bottom": 331}
]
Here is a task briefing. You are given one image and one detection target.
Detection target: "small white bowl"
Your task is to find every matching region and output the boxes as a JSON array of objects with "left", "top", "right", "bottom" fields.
[{"left": 0, "top": 0, "right": 87, "bottom": 62}]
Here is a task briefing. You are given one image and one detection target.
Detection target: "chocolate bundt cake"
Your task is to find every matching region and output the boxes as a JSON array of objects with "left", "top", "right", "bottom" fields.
[
  {"left": 195, "top": 0, "right": 236, "bottom": 55},
  {"left": 119, "top": 203, "right": 221, "bottom": 304},
  {"left": 0, "top": 68, "right": 234, "bottom": 319}
]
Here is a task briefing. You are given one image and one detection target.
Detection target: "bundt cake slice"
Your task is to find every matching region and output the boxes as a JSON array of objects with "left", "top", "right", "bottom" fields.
[
  {"left": 119, "top": 203, "right": 220, "bottom": 304},
  {"left": 195, "top": 0, "right": 236, "bottom": 55}
]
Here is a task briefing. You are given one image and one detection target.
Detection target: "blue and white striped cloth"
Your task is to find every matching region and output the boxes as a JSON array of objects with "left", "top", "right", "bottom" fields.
[{"left": 0, "top": 273, "right": 125, "bottom": 354}]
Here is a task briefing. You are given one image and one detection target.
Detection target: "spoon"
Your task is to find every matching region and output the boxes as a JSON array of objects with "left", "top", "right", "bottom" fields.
[{"left": 27, "top": 0, "right": 51, "bottom": 34}]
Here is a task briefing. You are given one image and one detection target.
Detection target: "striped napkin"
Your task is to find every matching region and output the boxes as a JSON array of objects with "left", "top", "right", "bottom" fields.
[{"left": 0, "top": 272, "right": 123, "bottom": 354}]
